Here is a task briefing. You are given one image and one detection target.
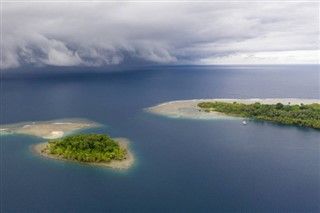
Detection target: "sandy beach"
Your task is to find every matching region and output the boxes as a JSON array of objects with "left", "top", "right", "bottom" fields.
[
  {"left": 30, "top": 138, "right": 134, "bottom": 170},
  {"left": 0, "top": 119, "right": 99, "bottom": 139},
  {"left": 147, "top": 98, "right": 320, "bottom": 119}
]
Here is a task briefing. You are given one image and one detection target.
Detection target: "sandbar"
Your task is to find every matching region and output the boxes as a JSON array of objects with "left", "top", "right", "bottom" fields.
[
  {"left": 147, "top": 98, "right": 320, "bottom": 119},
  {"left": 0, "top": 119, "right": 99, "bottom": 139},
  {"left": 30, "top": 138, "right": 134, "bottom": 170}
]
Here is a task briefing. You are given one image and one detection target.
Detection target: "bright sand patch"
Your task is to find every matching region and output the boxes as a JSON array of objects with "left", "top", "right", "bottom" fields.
[
  {"left": 147, "top": 98, "right": 320, "bottom": 119},
  {"left": 0, "top": 119, "right": 99, "bottom": 139},
  {"left": 43, "top": 131, "right": 64, "bottom": 139},
  {"left": 30, "top": 138, "right": 134, "bottom": 170}
]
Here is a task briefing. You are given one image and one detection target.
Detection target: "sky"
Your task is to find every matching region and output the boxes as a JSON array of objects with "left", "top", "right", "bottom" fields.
[{"left": 1, "top": 1, "right": 319, "bottom": 69}]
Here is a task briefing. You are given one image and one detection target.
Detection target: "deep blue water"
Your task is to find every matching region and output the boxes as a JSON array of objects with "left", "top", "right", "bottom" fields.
[{"left": 1, "top": 65, "right": 319, "bottom": 212}]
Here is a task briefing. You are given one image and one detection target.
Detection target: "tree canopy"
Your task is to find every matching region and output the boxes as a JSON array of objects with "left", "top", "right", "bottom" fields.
[
  {"left": 45, "top": 134, "right": 127, "bottom": 163},
  {"left": 198, "top": 102, "right": 320, "bottom": 129}
]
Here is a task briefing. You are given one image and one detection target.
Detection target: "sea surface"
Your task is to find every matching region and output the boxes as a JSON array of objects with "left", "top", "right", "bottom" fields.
[{"left": 1, "top": 65, "right": 319, "bottom": 212}]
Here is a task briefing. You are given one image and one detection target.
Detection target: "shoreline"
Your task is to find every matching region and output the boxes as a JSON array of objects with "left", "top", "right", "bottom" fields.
[
  {"left": 147, "top": 98, "right": 320, "bottom": 119},
  {"left": 30, "top": 138, "right": 134, "bottom": 170}
]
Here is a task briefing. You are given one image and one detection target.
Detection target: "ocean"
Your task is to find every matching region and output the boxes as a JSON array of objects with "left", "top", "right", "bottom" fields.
[{"left": 1, "top": 65, "right": 319, "bottom": 212}]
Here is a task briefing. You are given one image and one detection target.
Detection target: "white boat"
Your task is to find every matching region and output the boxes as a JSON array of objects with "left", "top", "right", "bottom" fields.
[{"left": 242, "top": 121, "right": 247, "bottom": 125}]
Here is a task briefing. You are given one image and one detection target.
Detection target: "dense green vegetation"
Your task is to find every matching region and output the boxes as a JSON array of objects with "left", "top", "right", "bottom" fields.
[
  {"left": 45, "top": 134, "right": 127, "bottom": 163},
  {"left": 198, "top": 102, "right": 320, "bottom": 129}
]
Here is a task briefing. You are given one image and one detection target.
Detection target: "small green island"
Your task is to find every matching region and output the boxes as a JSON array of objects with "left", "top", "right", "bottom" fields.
[
  {"left": 32, "top": 133, "right": 134, "bottom": 169},
  {"left": 198, "top": 102, "right": 320, "bottom": 129}
]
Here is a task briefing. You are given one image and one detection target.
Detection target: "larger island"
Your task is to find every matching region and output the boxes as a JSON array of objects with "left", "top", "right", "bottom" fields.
[{"left": 147, "top": 98, "right": 320, "bottom": 129}]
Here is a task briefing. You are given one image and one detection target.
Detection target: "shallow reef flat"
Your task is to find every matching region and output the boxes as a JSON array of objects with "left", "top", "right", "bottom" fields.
[
  {"left": 147, "top": 98, "right": 320, "bottom": 120},
  {"left": 0, "top": 118, "right": 99, "bottom": 139}
]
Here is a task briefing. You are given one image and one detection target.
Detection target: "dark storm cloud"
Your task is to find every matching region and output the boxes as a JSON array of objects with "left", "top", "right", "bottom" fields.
[{"left": 1, "top": 2, "right": 319, "bottom": 69}]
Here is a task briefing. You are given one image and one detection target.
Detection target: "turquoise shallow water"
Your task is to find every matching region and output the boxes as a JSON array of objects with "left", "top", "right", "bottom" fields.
[{"left": 1, "top": 65, "right": 319, "bottom": 212}]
